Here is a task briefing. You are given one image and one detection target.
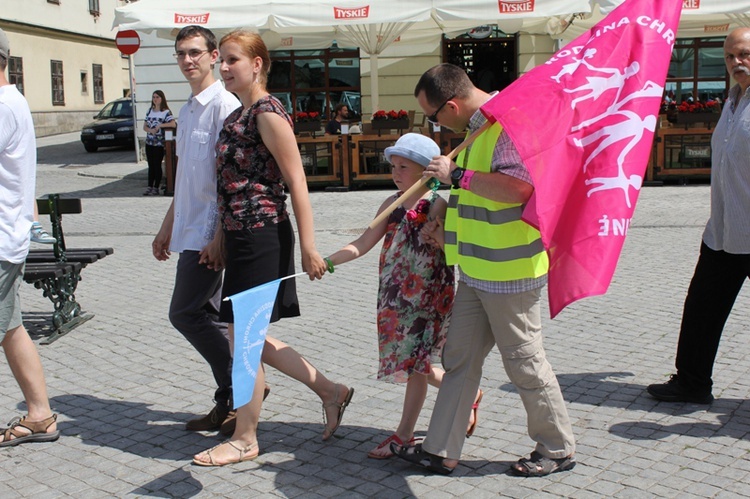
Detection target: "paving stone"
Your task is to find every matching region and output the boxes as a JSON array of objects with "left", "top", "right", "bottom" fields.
[{"left": 1, "top": 134, "right": 748, "bottom": 497}]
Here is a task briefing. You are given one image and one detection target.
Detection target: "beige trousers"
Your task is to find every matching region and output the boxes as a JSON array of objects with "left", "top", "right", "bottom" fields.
[{"left": 422, "top": 283, "right": 576, "bottom": 460}]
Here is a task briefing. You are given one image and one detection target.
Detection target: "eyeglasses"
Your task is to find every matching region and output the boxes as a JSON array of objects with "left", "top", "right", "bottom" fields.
[
  {"left": 426, "top": 94, "right": 455, "bottom": 124},
  {"left": 173, "top": 49, "right": 209, "bottom": 61}
]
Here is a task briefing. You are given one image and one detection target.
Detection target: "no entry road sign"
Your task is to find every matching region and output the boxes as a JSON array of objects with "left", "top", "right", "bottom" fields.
[{"left": 116, "top": 30, "right": 140, "bottom": 55}]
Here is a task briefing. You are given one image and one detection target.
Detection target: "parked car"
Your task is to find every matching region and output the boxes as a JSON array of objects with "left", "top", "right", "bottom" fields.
[{"left": 80, "top": 98, "right": 135, "bottom": 152}]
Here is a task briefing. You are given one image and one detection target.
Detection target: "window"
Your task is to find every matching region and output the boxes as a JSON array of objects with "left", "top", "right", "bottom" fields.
[
  {"left": 268, "top": 46, "right": 361, "bottom": 120},
  {"left": 81, "top": 71, "right": 88, "bottom": 95},
  {"left": 51, "top": 60, "right": 65, "bottom": 106},
  {"left": 8, "top": 56, "right": 24, "bottom": 95},
  {"left": 665, "top": 37, "right": 728, "bottom": 104},
  {"left": 92, "top": 64, "right": 104, "bottom": 104},
  {"left": 443, "top": 29, "right": 517, "bottom": 93},
  {"left": 89, "top": 0, "right": 100, "bottom": 16}
]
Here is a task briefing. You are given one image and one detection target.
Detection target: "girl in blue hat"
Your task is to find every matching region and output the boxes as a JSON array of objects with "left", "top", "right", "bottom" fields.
[{"left": 325, "top": 133, "right": 482, "bottom": 459}]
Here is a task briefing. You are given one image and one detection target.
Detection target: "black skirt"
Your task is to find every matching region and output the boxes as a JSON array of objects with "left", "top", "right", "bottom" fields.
[{"left": 220, "top": 218, "right": 300, "bottom": 323}]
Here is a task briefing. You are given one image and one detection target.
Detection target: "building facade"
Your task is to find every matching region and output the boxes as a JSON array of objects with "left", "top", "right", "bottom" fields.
[{"left": 1, "top": 0, "right": 131, "bottom": 137}]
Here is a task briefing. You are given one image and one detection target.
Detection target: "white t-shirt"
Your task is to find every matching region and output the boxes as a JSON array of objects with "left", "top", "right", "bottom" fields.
[
  {"left": 171, "top": 80, "right": 240, "bottom": 253},
  {"left": 0, "top": 84, "right": 36, "bottom": 264}
]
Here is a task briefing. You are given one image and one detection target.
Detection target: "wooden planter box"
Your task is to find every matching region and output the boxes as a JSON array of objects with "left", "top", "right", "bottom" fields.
[
  {"left": 371, "top": 118, "right": 409, "bottom": 131},
  {"left": 294, "top": 120, "right": 322, "bottom": 134},
  {"left": 670, "top": 112, "right": 720, "bottom": 129}
]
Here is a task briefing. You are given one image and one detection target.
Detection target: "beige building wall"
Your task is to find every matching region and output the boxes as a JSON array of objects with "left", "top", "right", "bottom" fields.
[
  {"left": 132, "top": 30, "right": 558, "bottom": 134},
  {"left": 1, "top": 0, "right": 130, "bottom": 136},
  {"left": 359, "top": 33, "right": 554, "bottom": 119}
]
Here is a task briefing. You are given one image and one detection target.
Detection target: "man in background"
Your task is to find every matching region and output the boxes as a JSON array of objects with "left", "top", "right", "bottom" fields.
[
  {"left": 325, "top": 103, "right": 348, "bottom": 135},
  {"left": 647, "top": 28, "right": 750, "bottom": 405}
]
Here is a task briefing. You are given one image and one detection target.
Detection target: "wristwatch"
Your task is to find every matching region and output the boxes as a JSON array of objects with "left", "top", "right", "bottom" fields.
[{"left": 451, "top": 167, "right": 466, "bottom": 189}]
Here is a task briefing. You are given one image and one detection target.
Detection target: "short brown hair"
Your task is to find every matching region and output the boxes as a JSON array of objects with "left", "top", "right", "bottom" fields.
[
  {"left": 175, "top": 25, "right": 217, "bottom": 52},
  {"left": 414, "top": 63, "right": 473, "bottom": 107}
]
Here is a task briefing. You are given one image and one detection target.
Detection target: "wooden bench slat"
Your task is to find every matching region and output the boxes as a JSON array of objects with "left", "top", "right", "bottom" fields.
[
  {"left": 36, "top": 197, "right": 82, "bottom": 215},
  {"left": 23, "top": 261, "right": 82, "bottom": 282}
]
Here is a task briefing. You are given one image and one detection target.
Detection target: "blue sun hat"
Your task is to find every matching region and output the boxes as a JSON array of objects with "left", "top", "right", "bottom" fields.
[{"left": 384, "top": 133, "right": 440, "bottom": 168}]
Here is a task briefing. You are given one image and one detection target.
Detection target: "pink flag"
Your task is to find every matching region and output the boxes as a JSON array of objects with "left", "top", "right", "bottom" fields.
[{"left": 481, "top": 0, "right": 682, "bottom": 318}]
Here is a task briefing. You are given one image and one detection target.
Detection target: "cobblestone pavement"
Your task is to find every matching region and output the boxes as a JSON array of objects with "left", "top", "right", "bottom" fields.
[{"left": 1, "top": 134, "right": 749, "bottom": 498}]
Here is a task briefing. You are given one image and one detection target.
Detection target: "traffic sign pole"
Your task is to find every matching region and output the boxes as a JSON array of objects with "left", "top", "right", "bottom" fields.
[
  {"left": 116, "top": 30, "right": 142, "bottom": 164},
  {"left": 127, "top": 55, "right": 140, "bottom": 164}
]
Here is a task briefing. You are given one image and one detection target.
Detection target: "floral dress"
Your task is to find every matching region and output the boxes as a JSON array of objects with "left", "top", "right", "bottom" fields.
[
  {"left": 215, "top": 95, "right": 290, "bottom": 230},
  {"left": 376, "top": 190, "right": 455, "bottom": 383}
]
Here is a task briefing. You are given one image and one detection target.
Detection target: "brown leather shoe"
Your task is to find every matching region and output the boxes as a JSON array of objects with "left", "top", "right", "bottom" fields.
[
  {"left": 219, "top": 410, "right": 237, "bottom": 436},
  {"left": 185, "top": 404, "right": 229, "bottom": 432},
  {"left": 219, "top": 385, "right": 271, "bottom": 436}
]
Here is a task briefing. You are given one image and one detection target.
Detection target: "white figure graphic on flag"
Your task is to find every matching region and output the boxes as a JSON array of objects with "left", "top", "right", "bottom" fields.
[
  {"left": 565, "top": 60, "right": 640, "bottom": 110},
  {"left": 551, "top": 48, "right": 598, "bottom": 83},
  {"left": 563, "top": 56, "right": 663, "bottom": 206}
]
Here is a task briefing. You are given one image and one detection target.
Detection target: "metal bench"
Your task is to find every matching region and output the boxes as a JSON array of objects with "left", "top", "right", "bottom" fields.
[{"left": 22, "top": 194, "right": 114, "bottom": 344}]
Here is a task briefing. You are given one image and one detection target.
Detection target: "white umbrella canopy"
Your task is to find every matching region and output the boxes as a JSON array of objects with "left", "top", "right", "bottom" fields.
[
  {"left": 113, "top": 0, "right": 592, "bottom": 112},
  {"left": 555, "top": 0, "right": 750, "bottom": 40}
]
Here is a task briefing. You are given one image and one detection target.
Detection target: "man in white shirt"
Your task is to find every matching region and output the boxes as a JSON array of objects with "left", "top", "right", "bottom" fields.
[
  {"left": 152, "top": 26, "right": 240, "bottom": 433},
  {"left": 648, "top": 28, "right": 750, "bottom": 404},
  {"left": 0, "top": 27, "right": 59, "bottom": 447}
]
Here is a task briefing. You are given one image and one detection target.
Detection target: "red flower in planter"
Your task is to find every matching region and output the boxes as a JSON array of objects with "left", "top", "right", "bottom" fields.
[
  {"left": 372, "top": 110, "right": 409, "bottom": 121},
  {"left": 294, "top": 111, "right": 321, "bottom": 122}
]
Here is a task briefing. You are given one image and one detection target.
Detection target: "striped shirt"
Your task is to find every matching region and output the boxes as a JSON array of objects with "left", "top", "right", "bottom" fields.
[
  {"left": 171, "top": 81, "right": 240, "bottom": 253},
  {"left": 703, "top": 84, "right": 750, "bottom": 254},
  {"left": 457, "top": 101, "right": 547, "bottom": 294}
]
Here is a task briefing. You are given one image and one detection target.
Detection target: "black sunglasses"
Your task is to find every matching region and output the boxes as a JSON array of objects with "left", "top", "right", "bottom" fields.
[{"left": 426, "top": 94, "right": 456, "bottom": 124}]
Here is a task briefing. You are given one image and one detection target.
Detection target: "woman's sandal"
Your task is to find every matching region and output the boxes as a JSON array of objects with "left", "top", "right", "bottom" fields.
[
  {"left": 466, "top": 389, "right": 484, "bottom": 438},
  {"left": 511, "top": 451, "right": 576, "bottom": 477},
  {"left": 321, "top": 385, "right": 355, "bottom": 441},
  {"left": 0, "top": 414, "right": 60, "bottom": 447},
  {"left": 390, "top": 442, "right": 456, "bottom": 475},
  {"left": 367, "top": 434, "right": 421, "bottom": 459},
  {"left": 192, "top": 440, "right": 259, "bottom": 467}
]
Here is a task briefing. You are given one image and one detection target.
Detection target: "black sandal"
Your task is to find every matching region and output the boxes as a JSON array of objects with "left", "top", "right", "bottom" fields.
[
  {"left": 511, "top": 451, "right": 576, "bottom": 477},
  {"left": 390, "top": 442, "right": 456, "bottom": 475}
]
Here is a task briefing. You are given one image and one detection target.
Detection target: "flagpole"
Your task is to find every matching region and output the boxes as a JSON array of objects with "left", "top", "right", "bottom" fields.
[
  {"left": 367, "top": 121, "right": 492, "bottom": 230},
  {"left": 222, "top": 272, "right": 307, "bottom": 301}
]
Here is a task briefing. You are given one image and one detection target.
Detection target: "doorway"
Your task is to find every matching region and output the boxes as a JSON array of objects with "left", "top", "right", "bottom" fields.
[{"left": 444, "top": 34, "right": 518, "bottom": 93}]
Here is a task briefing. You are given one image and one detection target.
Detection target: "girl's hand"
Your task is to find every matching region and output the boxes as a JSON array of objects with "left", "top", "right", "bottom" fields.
[{"left": 421, "top": 217, "right": 445, "bottom": 248}]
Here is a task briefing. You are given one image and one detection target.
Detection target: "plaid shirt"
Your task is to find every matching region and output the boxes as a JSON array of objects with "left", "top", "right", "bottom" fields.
[{"left": 456, "top": 103, "right": 547, "bottom": 294}]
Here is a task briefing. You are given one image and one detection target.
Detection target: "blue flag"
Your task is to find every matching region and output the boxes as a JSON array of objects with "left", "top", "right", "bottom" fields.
[{"left": 228, "top": 278, "right": 281, "bottom": 410}]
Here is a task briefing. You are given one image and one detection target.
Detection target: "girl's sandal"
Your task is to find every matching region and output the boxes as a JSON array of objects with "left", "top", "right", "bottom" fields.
[
  {"left": 192, "top": 440, "right": 259, "bottom": 467},
  {"left": 368, "top": 434, "right": 421, "bottom": 459},
  {"left": 466, "top": 389, "right": 484, "bottom": 438},
  {"left": 0, "top": 414, "right": 60, "bottom": 447}
]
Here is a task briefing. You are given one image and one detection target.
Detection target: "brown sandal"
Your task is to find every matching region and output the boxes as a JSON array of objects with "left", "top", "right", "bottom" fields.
[
  {"left": 192, "top": 440, "right": 259, "bottom": 467},
  {"left": 321, "top": 385, "right": 354, "bottom": 441},
  {"left": 0, "top": 414, "right": 60, "bottom": 447}
]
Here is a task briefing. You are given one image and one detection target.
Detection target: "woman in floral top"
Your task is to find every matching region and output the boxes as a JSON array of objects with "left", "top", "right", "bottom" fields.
[
  {"left": 325, "top": 133, "right": 482, "bottom": 460},
  {"left": 142, "top": 90, "right": 175, "bottom": 196},
  {"left": 193, "top": 30, "right": 353, "bottom": 468}
]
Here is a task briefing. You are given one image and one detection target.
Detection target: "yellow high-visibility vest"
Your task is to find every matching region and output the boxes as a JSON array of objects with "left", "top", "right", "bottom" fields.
[{"left": 444, "top": 123, "right": 548, "bottom": 281}]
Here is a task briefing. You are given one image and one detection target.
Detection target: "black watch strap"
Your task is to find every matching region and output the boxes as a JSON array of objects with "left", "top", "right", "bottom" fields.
[{"left": 451, "top": 167, "right": 465, "bottom": 189}]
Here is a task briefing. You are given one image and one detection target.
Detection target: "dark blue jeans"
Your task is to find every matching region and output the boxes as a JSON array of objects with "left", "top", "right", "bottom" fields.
[
  {"left": 169, "top": 251, "right": 232, "bottom": 408},
  {"left": 675, "top": 242, "right": 750, "bottom": 393}
]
